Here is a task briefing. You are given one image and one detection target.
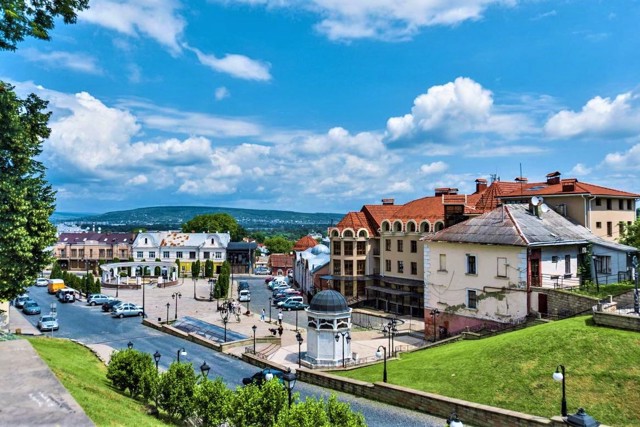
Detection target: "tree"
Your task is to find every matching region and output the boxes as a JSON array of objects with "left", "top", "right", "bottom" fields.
[
  {"left": 158, "top": 362, "right": 197, "bottom": 420},
  {"left": 0, "top": 0, "right": 90, "bottom": 51},
  {"left": 193, "top": 377, "right": 233, "bottom": 427},
  {"left": 181, "top": 213, "right": 245, "bottom": 241},
  {"left": 620, "top": 219, "right": 640, "bottom": 249},
  {"left": 106, "top": 349, "right": 156, "bottom": 398},
  {"left": 274, "top": 395, "right": 366, "bottom": 427},
  {"left": 227, "top": 379, "right": 287, "bottom": 427},
  {"left": 0, "top": 83, "right": 58, "bottom": 300},
  {"left": 214, "top": 261, "right": 230, "bottom": 299},
  {"left": 264, "top": 236, "right": 294, "bottom": 254}
]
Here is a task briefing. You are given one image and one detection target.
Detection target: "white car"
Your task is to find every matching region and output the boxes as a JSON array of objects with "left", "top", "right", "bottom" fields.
[
  {"left": 238, "top": 289, "right": 251, "bottom": 302},
  {"left": 37, "top": 315, "right": 59, "bottom": 331},
  {"left": 112, "top": 303, "right": 143, "bottom": 318},
  {"left": 35, "top": 278, "right": 49, "bottom": 287}
]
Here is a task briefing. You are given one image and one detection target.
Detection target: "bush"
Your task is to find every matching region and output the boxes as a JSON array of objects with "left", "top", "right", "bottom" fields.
[
  {"left": 274, "top": 394, "right": 366, "bottom": 427},
  {"left": 158, "top": 362, "right": 197, "bottom": 420},
  {"left": 194, "top": 377, "right": 233, "bottom": 426},
  {"left": 106, "top": 349, "right": 156, "bottom": 398},
  {"left": 227, "top": 379, "right": 287, "bottom": 427}
]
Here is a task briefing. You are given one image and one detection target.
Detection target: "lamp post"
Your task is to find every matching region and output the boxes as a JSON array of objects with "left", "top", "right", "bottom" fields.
[
  {"left": 553, "top": 365, "right": 568, "bottom": 417},
  {"left": 282, "top": 367, "right": 297, "bottom": 407},
  {"left": 177, "top": 347, "right": 187, "bottom": 363},
  {"left": 172, "top": 292, "right": 182, "bottom": 320},
  {"left": 153, "top": 351, "right": 161, "bottom": 373},
  {"left": 200, "top": 361, "right": 210, "bottom": 379},
  {"left": 127, "top": 341, "right": 133, "bottom": 350},
  {"left": 382, "top": 318, "right": 397, "bottom": 356},
  {"left": 334, "top": 331, "right": 351, "bottom": 368},
  {"left": 268, "top": 297, "right": 272, "bottom": 323},
  {"left": 252, "top": 324, "right": 257, "bottom": 353},
  {"left": 633, "top": 255, "right": 639, "bottom": 314},
  {"left": 447, "top": 411, "right": 464, "bottom": 427},
  {"left": 375, "top": 345, "right": 387, "bottom": 383},
  {"left": 592, "top": 255, "right": 600, "bottom": 293},
  {"left": 295, "top": 308, "right": 299, "bottom": 331},
  {"left": 165, "top": 302, "right": 170, "bottom": 323},
  {"left": 223, "top": 314, "right": 228, "bottom": 342},
  {"left": 141, "top": 275, "right": 146, "bottom": 323},
  {"left": 296, "top": 331, "right": 304, "bottom": 368},
  {"left": 431, "top": 308, "right": 440, "bottom": 342}
]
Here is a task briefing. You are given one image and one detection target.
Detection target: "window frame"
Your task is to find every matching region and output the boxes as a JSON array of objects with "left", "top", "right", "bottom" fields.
[
  {"left": 467, "top": 290, "right": 478, "bottom": 310},
  {"left": 497, "top": 257, "right": 507, "bottom": 278},
  {"left": 466, "top": 254, "right": 477, "bottom": 275}
]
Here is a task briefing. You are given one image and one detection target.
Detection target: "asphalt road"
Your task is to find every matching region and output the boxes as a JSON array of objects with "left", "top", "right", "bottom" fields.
[{"left": 22, "top": 284, "right": 447, "bottom": 427}]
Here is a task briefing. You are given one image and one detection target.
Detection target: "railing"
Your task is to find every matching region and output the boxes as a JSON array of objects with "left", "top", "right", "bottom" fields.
[{"left": 244, "top": 346, "right": 268, "bottom": 360}]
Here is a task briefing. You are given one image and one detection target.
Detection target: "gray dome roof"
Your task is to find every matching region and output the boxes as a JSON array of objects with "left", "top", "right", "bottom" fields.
[
  {"left": 310, "top": 290, "right": 349, "bottom": 312},
  {"left": 310, "top": 244, "right": 330, "bottom": 255}
]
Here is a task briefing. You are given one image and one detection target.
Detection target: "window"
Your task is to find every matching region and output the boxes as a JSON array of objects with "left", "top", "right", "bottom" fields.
[
  {"left": 144, "top": 238, "right": 148, "bottom": 244},
  {"left": 628, "top": 200, "right": 633, "bottom": 210},
  {"left": 344, "top": 241, "right": 353, "bottom": 256},
  {"left": 333, "top": 261, "right": 341, "bottom": 275},
  {"left": 215, "top": 252, "right": 222, "bottom": 259},
  {"left": 596, "top": 222, "right": 602, "bottom": 229},
  {"left": 594, "top": 256, "right": 611, "bottom": 274},
  {"left": 79, "top": 249, "right": 84, "bottom": 258},
  {"left": 606, "top": 199, "right": 612, "bottom": 210},
  {"left": 136, "top": 251, "right": 143, "bottom": 258},
  {"left": 163, "top": 251, "right": 170, "bottom": 259},
  {"left": 619, "top": 222, "right": 625, "bottom": 236},
  {"left": 607, "top": 222, "right": 613, "bottom": 237},
  {"left": 551, "top": 256, "right": 558, "bottom": 263},
  {"left": 356, "top": 241, "right": 366, "bottom": 255},
  {"left": 397, "top": 260, "right": 404, "bottom": 273},
  {"left": 176, "top": 251, "right": 183, "bottom": 259},
  {"left": 333, "top": 241, "right": 341, "bottom": 255},
  {"left": 357, "top": 260, "right": 365, "bottom": 275},
  {"left": 120, "top": 250, "right": 127, "bottom": 258},
  {"left": 595, "top": 198, "right": 601, "bottom": 206},
  {"left": 439, "top": 254, "right": 446, "bottom": 271},
  {"left": 410, "top": 240, "right": 417, "bottom": 253},
  {"left": 619, "top": 199, "right": 624, "bottom": 210},
  {"left": 385, "top": 259, "right": 391, "bottom": 272},
  {"left": 564, "top": 255, "right": 571, "bottom": 275},
  {"left": 149, "top": 251, "right": 155, "bottom": 259},
  {"left": 189, "top": 251, "right": 196, "bottom": 259},
  {"left": 385, "top": 240, "right": 391, "bottom": 251},
  {"left": 411, "top": 262, "right": 417, "bottom": 275},
  {"left": 397, "top": 240, "right": 403, "bottom": 252},
  {"left": 467, "top": 290, "right": 478, "bottom": 309},
  {"left": 203, "top": 251, "right": 210, "bottom": 259},
  {"left": 71, "top": 249, "right": 77, "bottom": 258},
  {"left": 211, "top": 238, "right": 215, "bottom": 244},
  {"left": 466, "top": 255, "right": 477, "bottom": 275},
  {"left": 497, "top": 257, "right": 507, "bottom": 278},
  {"left": 99, "top": 249, "right": 105, "bottom": 258},
  {"left": 344, "top": 260, "right": 353, "bottom": 275},
  {"left": 106, "top": 249, "right": 112, "bottom": 258}
]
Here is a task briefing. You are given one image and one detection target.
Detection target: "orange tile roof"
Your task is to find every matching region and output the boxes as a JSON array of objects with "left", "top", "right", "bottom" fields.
[
  {"left": 293, "top": 235, "right": 317, "bottom": 251},
  {"left": 498, "top": 179, "right": 640, "bottom": 198},
  {"left": 269, "top": 254, "right": 294, "bottom": 268}
]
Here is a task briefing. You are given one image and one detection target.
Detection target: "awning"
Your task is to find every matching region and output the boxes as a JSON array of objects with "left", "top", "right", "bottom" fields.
[
  {"left": 319, "top": 275, "right": 370, "bottom": 281},
  {"left": 367, "top": 275, "right": 424, "bottom": 288},
  {"left": 365, "top": 285, "right": 416, "bottom": 296}
]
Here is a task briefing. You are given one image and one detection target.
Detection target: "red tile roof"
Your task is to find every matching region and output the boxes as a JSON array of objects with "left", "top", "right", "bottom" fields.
[
  {"left": 269, "top": 254, "right": 294, "bottom": 269},
  {"left": 293, "top": 235, "right": 317, "bottom": 251}
]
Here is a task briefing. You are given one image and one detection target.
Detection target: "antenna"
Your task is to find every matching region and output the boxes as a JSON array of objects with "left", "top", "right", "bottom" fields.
[
  {"left": 540, "top": 204, "right": 550, "bottom": 213},
  {"left": 531, "top": 196, "right": 542, "bottom": 206}
]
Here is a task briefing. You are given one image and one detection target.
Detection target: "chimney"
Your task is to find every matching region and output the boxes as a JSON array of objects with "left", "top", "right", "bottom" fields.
[
  {"left": 475, "top": 178, "right": 488, "bottom": 194},
  {"left": 546, "top": 171, "right": 561, "bottom": 185},
  {"left": 435, "top": 187, "right": 459, "bottom": 196},
  {"left": 561, "top": 178, "right": 577, "bottom": 192},
  {"left": 514, "top": 177, "right": 528, "bottom": 183},
  {"left": 381, "top": 198, "right": 395, "bottom": 205}
]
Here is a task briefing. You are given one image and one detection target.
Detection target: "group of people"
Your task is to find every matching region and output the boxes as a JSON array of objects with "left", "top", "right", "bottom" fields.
[{"left": 218, "top": 299, "right": 242, "bottom": 321}]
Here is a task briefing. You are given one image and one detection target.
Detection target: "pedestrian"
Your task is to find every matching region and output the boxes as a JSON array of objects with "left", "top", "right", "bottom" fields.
[
  {"left": 277, "top": 309, "right": 283, "bottom": 325},
  {"left": 278, "top": 325, "right": 283, "bottom": 336},
  {"left": 260, "top": 308, "right": 266, "bottom": 322}
]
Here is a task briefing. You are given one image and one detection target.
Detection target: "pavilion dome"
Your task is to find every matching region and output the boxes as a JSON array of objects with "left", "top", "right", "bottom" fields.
[
  {"left": 310, "top": 244, "right": 330, "bottom": 255},
  {"left": 309, "top": 290, "right": 349, "bottom": 313}
]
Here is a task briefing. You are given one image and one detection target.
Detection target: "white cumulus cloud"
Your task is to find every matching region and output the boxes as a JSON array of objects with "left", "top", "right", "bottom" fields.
[
  {"left": 420, "top": 161, "right": 448, "bottom": 174},
  {"left": 215, "top": 86, "right": 230, "bottom": 101},
  {"left": 186, "top": 45, "right": 272, "bottom": 81}
]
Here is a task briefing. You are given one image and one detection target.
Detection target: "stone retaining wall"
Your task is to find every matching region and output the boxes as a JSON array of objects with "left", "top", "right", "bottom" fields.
[
  {"left": 533, "top": 288, "right": 598, "bottom": 317},
  {"left": 593, "top": 311, "right": 640, "bottom": 332}
]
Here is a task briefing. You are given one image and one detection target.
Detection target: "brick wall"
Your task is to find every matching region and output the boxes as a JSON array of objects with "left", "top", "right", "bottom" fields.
[
  {"left": 593, "top": 311, "right": 640, "bottom": 332},
  {"left": 613, "top": 289, "right": 636, "bottom": 308}
]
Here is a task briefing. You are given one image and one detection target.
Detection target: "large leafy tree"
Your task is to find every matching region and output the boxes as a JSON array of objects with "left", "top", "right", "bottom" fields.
[
  {"left": 0, "top": 83, "right": 57, "bottom": 300},
  {"left": 181, "top": 212, "right": 245, "bottom": 241},
  {"left": 264, "top": 235, "right": 294, "bottom": 254},
  {"left": 1, "top": 0, "right": 90, "bottom": 51},
  {"left": 620, "top": 219, "right": 640, "bottom": 250}
]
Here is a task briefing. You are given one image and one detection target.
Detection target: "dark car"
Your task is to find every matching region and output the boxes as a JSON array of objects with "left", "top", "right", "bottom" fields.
[
  {"left": 102, "top": 299, "right": 122, "bottom": 312},
  {"left": 281, "top": 300, "right": 310, "bottom": 311},
  {"left": 242, "top": 368, "right": 284, "bottom": 386},
  {"left": 22, "top": 300, "right": 41, "bottom": 315},
  {"left": 238, "top": 281, "right": 250, "bottom": 291}
]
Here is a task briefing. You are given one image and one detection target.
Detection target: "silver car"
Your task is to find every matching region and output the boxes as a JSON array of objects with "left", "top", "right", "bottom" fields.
[
  {"left": 87, "top": 294, "right": 113, "bottom": 306},
  {"left": 37, "top": 315, "right": 59, "bottom": 331},
  {"left": 111, "top": 303, "right": 143, "bottom": 318}
]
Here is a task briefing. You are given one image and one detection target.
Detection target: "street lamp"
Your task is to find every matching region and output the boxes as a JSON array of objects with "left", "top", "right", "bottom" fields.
[
  {"left": 447, "top": 411, "right": 464, "bottom": 427},
  {"left": 153, "top": 351, "right": 161, "bottom": 373},
  {"left": 222, "top": 314, "right": 228, "bottom": 342},
  {"left": 282, "top": 367, "right": 297, "bottom": 407},
  {"left": 375, "top": 345, "right": 387, "bottom": 383},
  {"left": 172, "top": 292, "right": 182, "bottom": 320},
  {"left": 200, "top": 361, "right": 210, "bottom": 379},
  {"left": 431, "top": 308, "right": 440, "bottom": 342},
  {"left": 252, "top": 324, "right": 257, "bottom": 353},
  {"left": 165, "top": 302, "right": 170, "bottom": 323},
  {"left": 334, "top": 331, "right": 351, "bottom": 368},
  {"left": 296, "top": 331, "right": 304, "bottom": 368},
  {"left": 177, "top": 347, "right": 187, "bottom": 363},
  {"left": 268, "top": 297, "right": 272, "bottom": 323},
  {"left": 127, "top": 341, "right": 133, "bottom": 350},
  {"left": 553, "top": 365, "right": 568, "bottom": 417},
  {"left": 633, "top": 255, "right": 639, "bottom": 314},
  {"left": 565, "top": 408, "right": 601, "bottom": 427},
  {"left": 382, "top": 318, "right": 398, "bottom": 357},
  {"left": 141, "top": 274, "right": 146, "bottom": 323}
]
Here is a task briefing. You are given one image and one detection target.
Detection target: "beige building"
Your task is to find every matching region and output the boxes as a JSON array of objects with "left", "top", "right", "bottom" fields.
[{"left": 54, "top": 232, "right": 136, "bottom": 273}]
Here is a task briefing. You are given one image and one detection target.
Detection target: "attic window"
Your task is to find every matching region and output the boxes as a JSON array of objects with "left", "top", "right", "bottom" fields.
[{"left": 527, "top": 186, "right": 547, "bottom": 191}]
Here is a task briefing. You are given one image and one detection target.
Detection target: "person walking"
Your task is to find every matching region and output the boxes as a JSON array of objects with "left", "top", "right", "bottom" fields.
[
  {"left": 260, "top": 308, "right": 266, "bottom": 322},
  {"left": 277, "top": 309, "right": 283, "bottom": 325},
  {"left": 278, "top": 325, "right": 283, "bottom": 336}
]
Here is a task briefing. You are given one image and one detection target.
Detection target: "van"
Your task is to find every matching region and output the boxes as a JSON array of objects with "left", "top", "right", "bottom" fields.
[
  {"left": 238, "top": 289, "right": 251, "bottom": 302},
  {"left": 57, "top": 288, "right": 76, "bottom": 303},
  {"left": 277, "top": 295, "right": 303, "bottom": 307},
  {"left": 47, "top": 279, "right": 65, "bottom": 295}
]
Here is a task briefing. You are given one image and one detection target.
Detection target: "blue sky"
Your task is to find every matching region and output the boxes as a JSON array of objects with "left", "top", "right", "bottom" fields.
[{"left": 3, "top": 0, "right": 640, "bottom": 214}]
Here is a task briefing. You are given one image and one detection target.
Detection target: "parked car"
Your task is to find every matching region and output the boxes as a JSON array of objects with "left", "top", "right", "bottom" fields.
[
  {"left": 281, "top": 300, "right": 310, "bottom": 311},
  {"left": 87, "top": 294, "right": 113, "bottom": 306},
  {"left": 238, "top": 289, "right": 251, "bottom": 302},
  {"left": 13, "top": 294, "right": 30, "bottom": 308},
  {"left": 102, "top": 299, "right": 123, "bottom": 312},
  {"left": 37, "top": 315, "right": 59, "bottom": 331},
  {"left": 276, "top": 295, "right": 304, "bottom": 308},
  {"left": 242, "top": 368, "right": 284, "bottom": 386},
  {"left": 35, "top": 278, "right": 49, "bottom": 287},
  {"left": 273, "top": 288, "right": 301, "bottom": 299},
  {"left": 264, "top": 276, "right": 274, "bottom": 285},
  {"left": 112, "top": 303, "right": 143, "bottom": 318},
  {"left": 56, "top": 288, "right": 76, "bottom": 303},
  {"left": 238, "top": 281, "right": 250, "bottom": 291},
  {"left": 268, "top": 278, "right": 288, "bottom": 290},
  {"left": 255, "top": 266, "right": 270, "bottom": 275},
  {"left": 22, "top": 300, "right": 41, "bottom": 315},
  {"left": 271, "top": 284, "right": 291, "bottom": 295}
]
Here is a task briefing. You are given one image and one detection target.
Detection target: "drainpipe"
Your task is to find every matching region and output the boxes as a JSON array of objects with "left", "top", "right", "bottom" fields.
[{"left": 582, "top": 194, "right": 597, "bottom": 230}]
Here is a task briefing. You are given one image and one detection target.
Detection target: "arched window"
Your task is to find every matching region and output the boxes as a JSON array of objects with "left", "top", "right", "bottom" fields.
[
  {"left": 382, "top": 221, "right": 390, "bottom": 232},
  {"left": 408, "top": 222, "right": 416, "bottom": 232},
  {"left": 358, "top": 229, "right": 368, "bottom": 238},
  {"left": 343, "top": 230, "right": 353, "bottom": 238},
  {"left": 435, "top": 222, "right": 444, "bottom": 232},
  {"left": 331, "top": 230, "right": 339, "bottom": 238},
  {"left": 394, "top": 221, "right": 403, "bottom": 232},
  {"left": 420, "top": 222, "right": 431, "bottom": 233}
]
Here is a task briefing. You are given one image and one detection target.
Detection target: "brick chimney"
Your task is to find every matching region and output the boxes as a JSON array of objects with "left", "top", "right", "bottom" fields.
[
  {"left": 515, "top": 177, "right": 528, "bottom": 183},
  {"left": 435, "top": 188, "right": 459, "bottom": 196},
  {"left": 381, "top": 198, "right": 395, "bottom": 205},
  {"left": 475, "top": 178, "right": 488, "bottom": 194},
  {"left": 546, "top": 171, "right": 561, "bottom": 185}
]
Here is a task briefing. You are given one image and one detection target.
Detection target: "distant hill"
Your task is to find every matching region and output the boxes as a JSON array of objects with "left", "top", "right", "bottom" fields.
[{"left": 55, "top": 206, "right": 345, "bottom": 233}]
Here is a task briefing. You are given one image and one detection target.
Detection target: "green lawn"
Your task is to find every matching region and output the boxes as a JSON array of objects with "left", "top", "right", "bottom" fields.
[
  {"left": 27, "top": 337, "right": 174, "bottom": 427},
  {"left": 339, "top": 316, "right": 640, "bottom": 427},
  {"left": 571, "top": 282, "right": 635, "bottom": 299}
]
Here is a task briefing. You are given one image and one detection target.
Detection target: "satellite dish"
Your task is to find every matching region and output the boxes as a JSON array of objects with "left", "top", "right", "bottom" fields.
[
  {"left": 540, "top": 204, "right": 550, "bottom": 213},
  {"left": 531, "top": 196, "right": 542, "bottom": 206}
]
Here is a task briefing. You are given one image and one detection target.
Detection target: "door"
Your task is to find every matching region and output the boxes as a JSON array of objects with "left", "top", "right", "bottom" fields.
[{"left": 538, "top": 293, "right": 548, "bottom": 317}]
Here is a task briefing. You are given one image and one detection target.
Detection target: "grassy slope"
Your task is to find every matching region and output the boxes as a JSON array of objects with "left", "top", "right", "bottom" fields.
[
  {"left": 340, "top": 316, "right": 640, "bottom": 426},
  {"left": 27, "top": 337, "right": 173, "bottom": 427}
]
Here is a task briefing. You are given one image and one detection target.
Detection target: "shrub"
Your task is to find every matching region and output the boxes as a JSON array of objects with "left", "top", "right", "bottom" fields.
[
  {"left": 158, "top": 362, "right": 197, "bottom": 420},
  {"left": 106, "top": 349, "right": 156, "bottom": 398},
  {"left": 193, "top": 377, "right": 233, "bottom": 427}
]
